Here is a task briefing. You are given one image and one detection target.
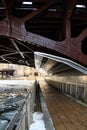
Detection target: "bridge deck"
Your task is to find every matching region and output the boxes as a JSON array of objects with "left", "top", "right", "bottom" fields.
[{"left": 39, "top": 80, "right": 87, "bottom": 130}]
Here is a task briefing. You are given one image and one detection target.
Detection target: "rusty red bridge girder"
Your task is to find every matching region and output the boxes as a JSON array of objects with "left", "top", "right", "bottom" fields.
[{"left": 0, "top": 16, "right": 87, "bottom": 66}]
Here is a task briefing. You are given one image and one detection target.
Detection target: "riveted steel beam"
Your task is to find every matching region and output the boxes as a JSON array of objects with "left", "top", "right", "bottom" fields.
[
  {"left": 0, "top": 17, "right": 87, "bottom": 66},
  {"left": 62, "top": 0, "right": 77, "bottom": 40},
  {"left": 65, "top": 0, "right": 77, "bottom": 19}
]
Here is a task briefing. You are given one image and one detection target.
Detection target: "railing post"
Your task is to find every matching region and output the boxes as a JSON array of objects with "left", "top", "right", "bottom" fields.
[
  {"left": 75, "top": 83, "right": 78, "bottom": 98},
  {"left": 21, "top": 113, "right": 26, "bottom": 130},
  {"left": 70, "top": 83, "right": 72, "bottom": 95},
  {"left": 62, "top": 83, "right": 64, "bottom": 93},
  {"left": 30, "top": 92, "right": 33, "bottom": 124},
  {"left": 83, "top": 84, "right": 87, "bottom": 103},
  {"left": 25, "top": 93, "right": 31, "bottom": 130},
  {"left": 22, "top": 105, "right": 26, "bottom": 130},
  {"left": 32, "top": 83, "right": 36, "bottom": 112},
  {"left": 65, "top": 83, "right": 68, "bottom": 93}
]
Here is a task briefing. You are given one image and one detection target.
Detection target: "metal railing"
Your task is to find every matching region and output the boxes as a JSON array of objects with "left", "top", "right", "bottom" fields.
[
  {"left": 46, "top": 79, "right": 87, "bottom": 103},
  {"left": 5, "top": 82, "right": 36, "bottom": 130}
]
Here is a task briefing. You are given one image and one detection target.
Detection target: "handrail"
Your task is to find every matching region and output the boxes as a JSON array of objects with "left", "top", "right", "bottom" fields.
[
  {"left": 45, "top": 79, "right": 87, "bottom": 103},
  {"left": 45, "top": 79, "right": 87, "bottom": 86},
  {"left": 5, "top": 101, "right": 26, "bottom": 130},
  {"left": 5, "top": 82, "right": 36, "bottom": 130}
]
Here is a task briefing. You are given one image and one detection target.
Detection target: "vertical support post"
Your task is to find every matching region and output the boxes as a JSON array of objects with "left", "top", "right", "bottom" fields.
[
  {"left": 70, "top": 84, "right": 72, "bottom": 95},
  {"left": 65, "top": 83, "right": 68, "bottom": 93},
  {"left": 75, "top": 83, "right": 78, "bottom": 99},
  {"left": 25, "top": 83, "right": 36, "bottom": 130},
  {"left": 60, "top": 82, "right": 62, "bottom": 92},
  {"left": 21, "top": 114, "right": 26, "bottom": 130},
  {"left": 62, "top": 83, "right": 64, "bottom": 93},
  {"left": 65, "top": 19, "right": 71, "bottom": 39},
  {"left": 30, "top": 92, "right": 33, "bottom": 124},
  {"left": 22, "top": 105, "right": 26, "bottom": 130},
  {"left": 57, "top": 82, "right": 58, "bottom": 89},
  {"left": 25, "top": 100, "right": 30, "bottom": 130},
  {"left": 27, "top": 97, "right": 31, "bottom": 126},
  {"left": 62, "top": 18, "right": 71, "bottom": 40},
  {"left": 29, "top": 83, "right": 36, "bottom": 125},
  {"left": 65, "top": 19, "right": 72, "bottom": 54},
  {"left": 32, "top": 84, "right": 36, "bottom": 112},
  {"left": 83, "top": 84, "right": 87, "bottom": 103},
  {"left": 2, "top": 72, "right": 4, "bottom": 79}
]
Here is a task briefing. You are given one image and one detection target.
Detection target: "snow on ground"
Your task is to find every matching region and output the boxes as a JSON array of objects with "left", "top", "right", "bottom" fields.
[
  {"left": 0, "top": 80, "right": 34, "bottom": 85},
  {"left": 30, "top": 112, "right": 46, "bottom": 130},
  {"left": 0, "top": 80, "right": 34, "bottom": 91}
]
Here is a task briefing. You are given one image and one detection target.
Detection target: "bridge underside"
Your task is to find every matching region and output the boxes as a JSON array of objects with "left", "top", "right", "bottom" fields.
[{"left": 0, "top": 0, "right": 87, "bottom": 75}]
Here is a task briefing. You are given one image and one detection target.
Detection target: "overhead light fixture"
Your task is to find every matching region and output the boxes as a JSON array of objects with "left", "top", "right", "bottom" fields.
[
  {"left": 0, "top": 7, "right": 5, "bottom": 9},
  {"left": 76, "top": 4, "right": 86, "bottom": 8},
  {"left": 48, "top": 8, "right": 56, "bottom": 12},
  {"left": 16, "top": 7, "right": 37, "bottom": 11},
  {"left": 22, "top": 1, "right": 33, "bottom": 5}
]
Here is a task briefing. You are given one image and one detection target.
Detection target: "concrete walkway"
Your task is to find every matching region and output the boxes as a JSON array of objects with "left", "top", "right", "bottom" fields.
[{"left": 39, "top": 80, "right": 87, "bottom": 130}]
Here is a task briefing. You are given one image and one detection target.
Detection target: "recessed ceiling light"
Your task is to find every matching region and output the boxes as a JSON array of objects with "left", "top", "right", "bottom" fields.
[
  {"left": 48, "top": 9, "right": 56, "bottom": 12},
  {"left": 22, "top": 1, "right": 33, "bottom": 5},
  {"left": 76, "top": 4, "right": 86, "bottom": 8},
  {"left": 16, "top": 7, "right": 37, "bottom": 10}
]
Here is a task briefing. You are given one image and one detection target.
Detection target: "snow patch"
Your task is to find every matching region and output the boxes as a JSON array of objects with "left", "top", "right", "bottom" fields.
[{"left": 30, "top": 112, "right": 46, "bottom": 130}]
